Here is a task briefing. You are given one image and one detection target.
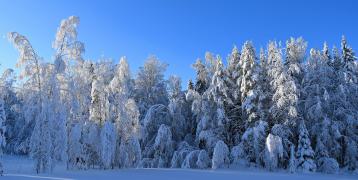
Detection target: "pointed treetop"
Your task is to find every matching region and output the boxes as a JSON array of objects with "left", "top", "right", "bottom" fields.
[
  {"left": 322, "top": 42, "right": 331, "bottom": 61},
  {"left": 341, "top": 35, "right": 357, "bottom": 63}
]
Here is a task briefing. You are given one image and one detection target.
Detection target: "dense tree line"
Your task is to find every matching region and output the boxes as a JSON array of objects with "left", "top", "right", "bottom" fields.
[{"left": 0, "top": 16, "right": 357, "bottom": 174}]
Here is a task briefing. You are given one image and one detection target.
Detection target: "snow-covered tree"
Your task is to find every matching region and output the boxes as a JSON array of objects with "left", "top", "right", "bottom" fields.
[
  {"left": 141, "top": 104, "right": 172, "bottom": 167},
  {"left": 153, "top": 124, "right": 174, "bottom": 168},
  {"left": 302, "top": 45, "right": 344, "bottom": 172},
  {"left": 226, "top": 46, "right": 241, "bottom": 99},
  {"left": 341, "top": 35, "right": 357, "bottom": 74},
  {"left": 187, "top": 79, "right": 194, "bottom": 91},
  {"left": 192, "top": 59, "right": 209, "bottom": 94},
  {"left": 109, "top": 57, "right": 132, "bottom": 123},
  {"left": 134, "top": 56, "right": 168, "bottom": 121},
  {"left": 118, "top": 99, "right": 140, "bottom": 143},
  {"left": 119, "top": 137, "right": 141, "bottom": 168},
  {"left": 192, "top": 55, "right": 231, "bottom": 154},
  {"left": 205, "top": 52, "right": 218, "bottom": 80},
  {"left": 168, "top": 76, "right": 187, "bottom": 141},
  {"left": 170, "top": 142, "right": 195, "bottom": 168},
  {"left": 42, "top": 66, "right": 68, "bottom": 163},
  {"left": 225, "top": 46, "right": 243, "bottom": 144},
  {"left": 264, "top": 134, "right": 283, "bottom": 171},
  {"left": 0, "top": 97, "right": 6, "bottom": 155},
  {"left": 318, "top": 140, "right": 341, "bottom": 174},
  {"left": 212, "top": 140, "right": 229, "bottom": 169},
  {"left": 257, "top": 48, "right": 271, "bottom": 123},
  {"left": 0, "top": 69, "right": 18, "bottom": 154},
  {"left": 52, "top": 18, "right": 84, "bottom": 159},
  {"left": 53, "top": 16, "right": 84, "bottom": 68},
  {"left": 81, "top": 121, "right": 101, "bottom": 168},
  {"left": 118, "top": 99, "right": 141, "bottom": 168},
  {"left": 240, "top": 120, "right": 268, "bottom": 166},
  {"left": 8, "top": 32, "right": 55, "bottom": 173},
  {"left": 288, "top": 144, "right": 296, "bottom": 173},
  {"left": 196, "top": 150, "right": 210, "bottom": 169},
  {"left": 100, "top": 121, "right": 117, "bottom": 169},
  {"left": 181, "top": 150, "right": 200, "bottom": 169},
  {"left": 239, "top": 41, "right": 259, "bottom": 128},
  {"left": 29, "top": 98, "right": 54, "bottom": 173},
  {"left": 107, "top": 57, "right": 139, "bottom": 168},
  {"left": 268, "top": 41, "right": 299, "bottom": 127},
  {"left": 296, "top": 120, "right": 316, "bottom": 172},
  {"left": 89, "top": 60, "right": 114, "bottom": 125},
  {"left": 285, "top": 37, "right": 307, "bottom": 92},
  {"left": 67, "top": 122, "right": 84, "bottom": 169},
  {"left": 207, "top": 56, "right": 230, "bottom": 127}
]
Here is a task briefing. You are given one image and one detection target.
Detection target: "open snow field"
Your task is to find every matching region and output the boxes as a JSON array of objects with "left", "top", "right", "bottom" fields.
[{"left": 2, "top": 155, "right": 357, "bottom": 180}]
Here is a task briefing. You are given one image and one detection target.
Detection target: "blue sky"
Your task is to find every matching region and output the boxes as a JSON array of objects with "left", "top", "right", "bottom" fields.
[{"left": 1, "top": 0, "right": 357, "bottom": 86}]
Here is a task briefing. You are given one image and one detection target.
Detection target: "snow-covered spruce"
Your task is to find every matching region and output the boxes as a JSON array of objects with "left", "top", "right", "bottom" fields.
[{"left": 296, "top": 120, "right": 316, "bottom": 172}]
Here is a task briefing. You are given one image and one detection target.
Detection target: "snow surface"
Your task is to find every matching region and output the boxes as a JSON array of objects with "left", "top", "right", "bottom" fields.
[{"left": 2, "top": 155, "right": 357, "bottom": 180}]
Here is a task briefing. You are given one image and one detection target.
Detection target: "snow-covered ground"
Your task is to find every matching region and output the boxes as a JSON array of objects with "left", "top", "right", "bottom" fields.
[{"left": 2, "top": 155, "right": 357, "bottom": 180}]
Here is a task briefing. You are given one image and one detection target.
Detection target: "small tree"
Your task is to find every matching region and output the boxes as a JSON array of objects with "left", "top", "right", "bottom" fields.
[
  {"left": 212, "top": 140, "right": 229, "bottom": 169},
  {"left": 264, "top": 134, "right": 283, "bottom": 171},
  {"left": 154, "top": 124, "right": 174, "bottom": 168},
  {"left": 296, "top": 120, "right": 316, "bottom": 172}
]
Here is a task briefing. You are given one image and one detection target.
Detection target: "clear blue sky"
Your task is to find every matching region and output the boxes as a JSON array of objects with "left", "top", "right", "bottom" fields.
[{"left": 1, "top": 0, "right": 357, "bottom": 86}]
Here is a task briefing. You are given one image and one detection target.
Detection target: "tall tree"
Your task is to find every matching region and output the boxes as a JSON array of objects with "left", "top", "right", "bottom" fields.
[
  {"left": 268, "top": 41, "right": 299, "bottom": 127},
  {"left": 134, "top": 56, "right": 168, "bottom": 121},
  {"left": 239, "top": 41, "right": 259, "bottom": 128},
  {"left": 225, "top": 47, "right": 242, "bottom": 144},
  {"left": 257, "top": 48, "right": 271, "bottom": 123},
  {"left": 9, "top": 32, "right": 56, "bottom": 173},
  {"left": 285, "top": 37, "right": 307, "bottom": 91},
  {"left": 267, "top": 42, "right": 298, "bottom": 168},
  {"left": 53, "top": 16, "right": 85, "bottom": 70}
]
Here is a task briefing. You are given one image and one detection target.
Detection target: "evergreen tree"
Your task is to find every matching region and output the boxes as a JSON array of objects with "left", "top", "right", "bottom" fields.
[
  {"left": 285, "top": 37, "right": 307, "bottom": 92},
  {"left": 192, "top": 59, "right": 208, "bottom": 95},
  {"left": 226, "top": 46, "right": 241, "bottom": 105},
  {"left": 296, "top": 120, "right": 316, "bottom": 172},
  {"left": 268, "top": 41, "right": 299, "bottom": 127},
  {"left": 187, "top": 79, "right": 194, "bottom": 91},
  {"left": 207, "top": 56, "right": 230, "bottom": 126},
  {"left": 257, "top": 48, "right": 271, "bottom": 123},
  {"left": 239, "top": 41, "right": 259, "bottom": 128},
  {"left": 341, "top": 36, "right": 357, "bottom": 67},
  {"left": 225, "top": 46, "right": 243, "bottom": 145}
]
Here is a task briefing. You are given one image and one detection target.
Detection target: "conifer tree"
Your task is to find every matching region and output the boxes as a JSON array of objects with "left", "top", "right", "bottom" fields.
[{"left": 296, "top": 120, "right": 316, "bottom": 172}]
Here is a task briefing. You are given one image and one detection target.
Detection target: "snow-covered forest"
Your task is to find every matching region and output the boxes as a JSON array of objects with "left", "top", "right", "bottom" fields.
[{"left": 0, "top": 16, "right": 357, "bottom": 175}]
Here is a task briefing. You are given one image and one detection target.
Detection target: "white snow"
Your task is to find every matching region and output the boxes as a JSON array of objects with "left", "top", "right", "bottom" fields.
[{"left": 2, "top": 155, "right": 357, "bottom": 180}]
